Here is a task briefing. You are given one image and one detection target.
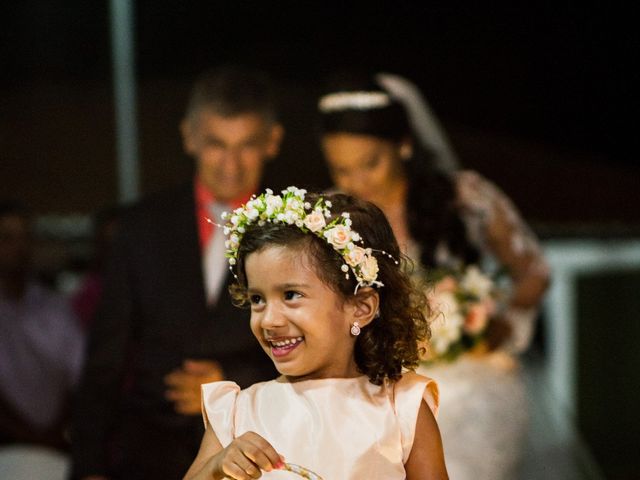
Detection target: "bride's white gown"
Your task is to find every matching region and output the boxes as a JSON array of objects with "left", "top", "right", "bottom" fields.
[
  {"left": 418, "top": 353, "right": 528, "bottom": 479},
  {"left": 413, "top": 170, "right": 549, "bottom": 480}
]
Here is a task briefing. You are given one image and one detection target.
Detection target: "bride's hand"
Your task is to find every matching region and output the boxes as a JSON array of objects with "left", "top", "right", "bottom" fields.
[
  {"left": 206, "top": 431, "right": 284, "bottom": 479},
  {"left": 484, "top": 316, "right": 512, "bottom": 351}
]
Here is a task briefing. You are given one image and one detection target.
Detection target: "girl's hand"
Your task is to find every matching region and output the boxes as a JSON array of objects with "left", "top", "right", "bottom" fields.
[{"left": 207, "top": 431, "right": 284, "bottom": 479}]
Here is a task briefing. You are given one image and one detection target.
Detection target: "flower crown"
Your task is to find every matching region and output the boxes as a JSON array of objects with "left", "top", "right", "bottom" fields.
[{"left": 220, "top": 187, "right": 392, "bottom": 290}]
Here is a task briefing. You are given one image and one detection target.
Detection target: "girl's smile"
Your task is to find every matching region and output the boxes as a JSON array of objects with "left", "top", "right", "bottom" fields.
[{"left": 266, "top": 335, "right": 305, "bottom": 357}]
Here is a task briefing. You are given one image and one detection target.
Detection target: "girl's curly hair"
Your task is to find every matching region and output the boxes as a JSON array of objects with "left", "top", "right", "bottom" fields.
[{"left": 229, "top": 192, "right": 430, "bottom": 385}]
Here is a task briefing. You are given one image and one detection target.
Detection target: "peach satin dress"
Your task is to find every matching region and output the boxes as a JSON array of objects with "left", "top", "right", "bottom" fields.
[{"left": 201, "top": 372, "right": 438, "bottom": 479}]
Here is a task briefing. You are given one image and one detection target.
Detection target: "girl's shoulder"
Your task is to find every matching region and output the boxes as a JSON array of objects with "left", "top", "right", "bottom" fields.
[
  {"left": 393, "top": 371, "right": 439, "bottom": 418},
  {"left": 392, "top": 372, "right": 440, "bottom": 463}
]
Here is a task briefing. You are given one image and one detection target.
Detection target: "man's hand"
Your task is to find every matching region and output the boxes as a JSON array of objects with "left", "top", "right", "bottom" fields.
[{"left": 164, "top": 359, "right": 224, "bottom": 415}]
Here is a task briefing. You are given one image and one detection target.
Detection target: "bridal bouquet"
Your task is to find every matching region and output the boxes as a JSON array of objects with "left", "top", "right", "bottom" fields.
[{"left": 421, "top": 265, "right": 503, "bottom": 362}]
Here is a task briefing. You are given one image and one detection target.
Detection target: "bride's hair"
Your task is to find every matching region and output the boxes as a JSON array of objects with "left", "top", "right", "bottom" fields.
[
  {"left": 230, "top": 192, "right": 429, "bottom": 385},
  {"left": 317, "top": 71, "right": 480, "bottom": 267}
]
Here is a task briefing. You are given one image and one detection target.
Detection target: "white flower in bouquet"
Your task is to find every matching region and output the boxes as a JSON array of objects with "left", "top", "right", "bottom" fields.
[
  {"left": 429, "top": 308, "right": 464, "bottom": 355},
  {"left": 459, "top": 265, "right": 494, "bottom": 300},
  {"left": 421, "top": 264, "right": 502, "bottom": 362}
]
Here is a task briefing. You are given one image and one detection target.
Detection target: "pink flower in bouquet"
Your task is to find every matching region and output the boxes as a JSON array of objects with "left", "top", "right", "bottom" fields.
[
  {"left": 464, "top": 303, "right": 489, "bottom": 335},
  {"left": 482, "top": 296, "right": 497, "bottom": 317},
  {"left": 434, "top": 275, "right": 457, "bottom": 294}
]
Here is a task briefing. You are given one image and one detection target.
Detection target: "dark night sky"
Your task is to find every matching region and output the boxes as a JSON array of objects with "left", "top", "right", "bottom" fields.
[
  {"left": 1, "top": 2, "right": 638, "bottom": 222},
  {"left": 2, "top": 3, "right": 635, "bottom": 162}
]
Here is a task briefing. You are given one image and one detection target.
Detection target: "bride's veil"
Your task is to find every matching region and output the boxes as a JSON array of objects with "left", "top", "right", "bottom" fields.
[{"left": 375, "top": 72, "right": 459, "bottom": 173}]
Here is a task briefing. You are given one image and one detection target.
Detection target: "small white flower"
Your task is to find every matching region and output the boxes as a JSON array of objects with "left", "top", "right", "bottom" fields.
[
  {"left": 246, "top": 208, "right": 259, "bottom": 220},
  {"left": 341, "top": 264, "right": 349, "bottom": 272},
  {"left": 229, "top": 234, "right": 240, "bottom": 249},
  {"left": 325, "top": 201, "right": 332, "bottom": 208},
  {"left": 266, "top": 194, "right": 284, "bottom": 212}
]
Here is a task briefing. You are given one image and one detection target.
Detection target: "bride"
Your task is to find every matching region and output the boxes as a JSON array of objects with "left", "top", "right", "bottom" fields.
[{"left": 316, "top": 71, "right": 550, "bottom": 479}]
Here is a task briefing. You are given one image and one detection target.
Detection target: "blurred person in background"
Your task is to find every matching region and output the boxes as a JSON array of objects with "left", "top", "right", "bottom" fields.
[
  {"left": 317, "top": 71, "right": 550, "bottom": 480},
  {"left": 71, "top": 205, "right": 123, "bottom": 332},
  {"left": 70, "top": 65, "right": 282, "bottom": 480},
  {"left": 0, "top": 200, "right": 84, "bottom": 477}
]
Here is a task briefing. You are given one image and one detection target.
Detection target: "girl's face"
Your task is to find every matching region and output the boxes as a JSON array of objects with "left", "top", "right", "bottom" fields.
[
  {"left": 321, "top": 133, "right": 406, "bottom": 206},
  {"left": 245, "top": 244, "right": 361, "bottom": 381}
]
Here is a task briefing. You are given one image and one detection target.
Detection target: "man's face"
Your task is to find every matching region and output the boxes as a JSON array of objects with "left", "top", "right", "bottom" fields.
[{"left": 181, "top": 111, "right": 283, "bottom": 201}]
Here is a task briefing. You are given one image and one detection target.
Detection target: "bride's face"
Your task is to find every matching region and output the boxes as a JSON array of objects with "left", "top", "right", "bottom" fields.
[{"left": 321, "top": 133, "right": 406, "bottom": 206}]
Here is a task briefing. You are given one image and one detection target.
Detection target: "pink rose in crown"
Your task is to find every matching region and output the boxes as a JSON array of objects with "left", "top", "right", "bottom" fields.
[
  {"left": 358, "top": 255, "right": 380, "bottom": 283},
  {"left": 345, "top": 245, "right": 367, "bottom": 267},
  {"left": 303, "top": 210, "right": 326, "bottom": 232},
  {"left": 323, "top": 225, "right": 352, "bottom": 250},
  {"left": 464, "top": 303, "right": 489, "bottom": 335}
]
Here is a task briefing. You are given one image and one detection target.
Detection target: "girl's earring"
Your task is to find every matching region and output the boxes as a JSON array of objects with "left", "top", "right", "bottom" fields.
[{"left": 350, "top": 322, "right": 361, "bottom": 336}]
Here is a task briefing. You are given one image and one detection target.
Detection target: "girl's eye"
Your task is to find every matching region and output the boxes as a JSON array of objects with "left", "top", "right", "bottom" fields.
[
  {"left": 284, "top": 291, "right": 301, "bottom": 301},
  {"left": 249, "top": 294, "right": 263, "bottom": 305}
]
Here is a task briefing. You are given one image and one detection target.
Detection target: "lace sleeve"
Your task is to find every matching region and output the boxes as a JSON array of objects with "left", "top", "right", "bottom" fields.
[{"left": 455, "top": 170, "right": 550, "bottom": 353}]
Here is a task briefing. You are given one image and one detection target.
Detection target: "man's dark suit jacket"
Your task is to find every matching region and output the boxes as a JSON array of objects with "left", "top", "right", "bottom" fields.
[{"left": 70, "top": 182, "right": 277, "bottom": 479}]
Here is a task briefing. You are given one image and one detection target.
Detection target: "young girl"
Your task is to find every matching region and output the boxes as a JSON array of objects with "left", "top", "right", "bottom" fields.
[{"left": 184, "top": 187, "right": 448, "bottom": 480}]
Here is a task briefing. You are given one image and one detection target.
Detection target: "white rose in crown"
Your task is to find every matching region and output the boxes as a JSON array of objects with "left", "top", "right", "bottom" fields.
[
  {"left": 323, "top": 225, "right": 352, "bottom": 250},
  {"left": 358, "top": 255, "right": 379, "bottom": 282},
  {"left": 345, "top": 245, "right": 367, "bottom": 267},
  {"left": 303, "top": 210, "right": 326, "bottom": 232}
]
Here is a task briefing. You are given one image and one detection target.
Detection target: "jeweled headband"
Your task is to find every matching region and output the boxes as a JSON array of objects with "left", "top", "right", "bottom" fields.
[
  {"left": 220, "top": 186, "right": 393, "bottom": 290},
  {"left": 318, "top": 91, "right": 391, "bottom": 113}
]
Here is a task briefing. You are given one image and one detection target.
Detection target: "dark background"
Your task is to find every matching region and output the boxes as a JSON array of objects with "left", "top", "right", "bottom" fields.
[
  {"left": 2, "top": 3, "right": 639, "bottom": 478},
  {"left": 2, "top": 2, "right": 638, "bottom": 230}
]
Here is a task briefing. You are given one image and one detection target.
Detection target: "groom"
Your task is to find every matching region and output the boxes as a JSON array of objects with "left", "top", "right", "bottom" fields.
[{"left": 70, "top": 65, "right": 283, "bottom": 480}]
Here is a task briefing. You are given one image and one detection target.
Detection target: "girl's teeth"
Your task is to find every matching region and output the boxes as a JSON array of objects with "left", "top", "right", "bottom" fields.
[{"left": 271, "top": 337, "right": 303, "bottom": 347}]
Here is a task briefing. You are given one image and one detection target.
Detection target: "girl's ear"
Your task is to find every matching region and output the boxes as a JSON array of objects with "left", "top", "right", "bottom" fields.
[{"left": 348, "top": 287, "right": 380, "bottom": 328}]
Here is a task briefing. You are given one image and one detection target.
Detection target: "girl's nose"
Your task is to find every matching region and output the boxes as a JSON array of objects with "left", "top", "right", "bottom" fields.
[{"left": 261, "top": 304, "right": 286, "bottom": 329}]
